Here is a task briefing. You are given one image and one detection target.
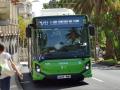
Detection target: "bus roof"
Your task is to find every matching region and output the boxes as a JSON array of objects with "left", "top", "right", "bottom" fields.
[{"left": 38, "top": 8, "right": 75, "bottom": 17}]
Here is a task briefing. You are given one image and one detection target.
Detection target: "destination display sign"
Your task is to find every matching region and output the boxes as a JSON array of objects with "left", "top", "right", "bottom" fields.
[{"left": 35, "top": 15, "right": 87, "bottom": 28}]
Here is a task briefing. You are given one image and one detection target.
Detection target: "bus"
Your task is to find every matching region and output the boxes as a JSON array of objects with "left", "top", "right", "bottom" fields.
[{"left": 26, "top": 9, "right": 94, "bottom": 81}]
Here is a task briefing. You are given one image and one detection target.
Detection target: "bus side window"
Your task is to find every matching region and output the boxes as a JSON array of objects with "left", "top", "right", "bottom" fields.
[{"left": 38, "top": 31, "right": 47, "bottom": 48}]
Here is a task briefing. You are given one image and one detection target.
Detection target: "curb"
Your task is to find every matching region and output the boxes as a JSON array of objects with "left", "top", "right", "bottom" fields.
[{"left": 115, "top": 65, "right": 120, "bottom": 67}]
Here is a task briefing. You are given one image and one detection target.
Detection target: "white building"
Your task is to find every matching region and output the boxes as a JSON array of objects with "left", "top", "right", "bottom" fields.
[
  {"left": 17, "top": 0, "right": 32, "bottom": 19},
  {"left": 0, "top": 0, "right": 19, "bottom": 63}
]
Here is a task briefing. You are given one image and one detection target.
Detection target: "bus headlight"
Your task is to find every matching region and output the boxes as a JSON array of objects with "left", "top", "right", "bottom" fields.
[
  {"left": 36, "top": 68, "right": 40, "bottom": 73},
  {"left": 85, "top": 63, "right": 90, "bottom": 70},
  {"left": 35, "top": 64, "right": 41, "bottom": 73}
]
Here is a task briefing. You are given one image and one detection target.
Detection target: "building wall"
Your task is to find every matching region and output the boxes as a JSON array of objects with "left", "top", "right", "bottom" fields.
[
  {"left": 0, "top": 0, "right": 19, "bottom": 63},
  {"left": 17, "top": 1, "right": 32, "bottom": 19},
  {"left": 0, "top": 0, "right": 32, "bottom": 63}
]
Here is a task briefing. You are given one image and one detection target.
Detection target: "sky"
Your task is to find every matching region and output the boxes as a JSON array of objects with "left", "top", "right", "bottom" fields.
[{"left": 30, "top": 0, "right": 51, "bottom": 17}]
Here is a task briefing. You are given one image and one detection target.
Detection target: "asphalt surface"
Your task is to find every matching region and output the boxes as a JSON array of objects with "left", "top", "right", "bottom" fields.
[{"left": 17, "top": 63, "right": 120, "bottom": 90}]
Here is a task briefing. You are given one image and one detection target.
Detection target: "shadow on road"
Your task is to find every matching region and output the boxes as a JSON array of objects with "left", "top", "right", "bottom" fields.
[
  {"left": 92, "top": 63, "right": 120, "bottom": 70},
  {"left": 20, "top": 72, "right": 88, "bottom": 90}
]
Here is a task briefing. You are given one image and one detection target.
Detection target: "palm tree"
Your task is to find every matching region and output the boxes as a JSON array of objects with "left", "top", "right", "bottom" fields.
[{"left": 43, "top": 0, "right": 58, "bottom": 8}]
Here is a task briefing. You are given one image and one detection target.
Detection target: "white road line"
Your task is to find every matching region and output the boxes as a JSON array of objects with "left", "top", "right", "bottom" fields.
[{"left": 92, "top": 77, "right": 104, "bottom": 82}]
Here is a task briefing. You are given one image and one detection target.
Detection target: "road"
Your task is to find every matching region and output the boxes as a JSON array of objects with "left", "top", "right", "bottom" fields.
[{"left": 19, "top": 63, "right": 120, "bottom": 90}]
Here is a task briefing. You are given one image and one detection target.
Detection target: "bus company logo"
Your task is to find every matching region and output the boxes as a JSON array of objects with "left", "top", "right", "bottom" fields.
[
  {"left": 61, "top": 66, "right": 64, "bottom": 69},
  {"left": 59, "top": 62, "right": 68, "bottom": 65},
  {"left": 78, "top": 61, "right": 81, "bottom": 64}
]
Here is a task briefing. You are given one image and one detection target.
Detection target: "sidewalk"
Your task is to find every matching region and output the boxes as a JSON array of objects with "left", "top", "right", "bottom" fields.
[
  {"left": 10, "top": 75, "right": 23, "bottom": 90},
  {"left": 10, "top": 61, "right": 26, "bottom": 90}
]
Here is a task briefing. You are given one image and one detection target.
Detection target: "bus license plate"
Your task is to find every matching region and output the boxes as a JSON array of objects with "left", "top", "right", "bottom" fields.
[{"left": 57, "top": 75, "right": 71, "bottom": 79}]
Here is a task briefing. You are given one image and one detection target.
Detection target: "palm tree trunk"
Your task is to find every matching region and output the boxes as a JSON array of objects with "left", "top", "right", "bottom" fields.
[{"left": 104, "top": 30, "right": 114, "bottom": 59}]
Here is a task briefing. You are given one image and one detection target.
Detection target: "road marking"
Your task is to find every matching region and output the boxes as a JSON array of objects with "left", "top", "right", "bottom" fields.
[{"left": 92, "top": 77, "right": 104, "bottom": 82}]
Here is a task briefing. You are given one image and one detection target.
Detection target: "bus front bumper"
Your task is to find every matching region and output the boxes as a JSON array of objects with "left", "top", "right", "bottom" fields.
[{"left": 32, "top": 69, "right": 92, "bottom": 81}]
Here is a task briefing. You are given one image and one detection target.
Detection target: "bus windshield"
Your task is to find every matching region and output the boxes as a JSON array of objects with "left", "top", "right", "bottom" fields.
[{"left": 32, "top": 27, "right": 90, "bottom": 60}]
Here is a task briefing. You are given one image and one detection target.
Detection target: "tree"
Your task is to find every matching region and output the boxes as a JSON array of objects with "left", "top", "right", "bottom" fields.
[
  {"left": 18, "top": 16, "right": 26, "bottom": 40},
  {"left": 43, "top": 0, "right": 58, "bottom": 8},
  {"left": 72, "top": 0, "right": 120, "bottom": 62},
  {"left": 18, "top": 16, "right": 30, "bottom": 47}
]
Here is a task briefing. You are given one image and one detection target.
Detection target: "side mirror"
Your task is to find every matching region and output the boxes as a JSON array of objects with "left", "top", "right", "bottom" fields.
[
  {"left": 26, "top": 24, "right": 32, "bottom": 38},
  {"left": 89, "top": 25, "right": 95, "bottom": 36}
]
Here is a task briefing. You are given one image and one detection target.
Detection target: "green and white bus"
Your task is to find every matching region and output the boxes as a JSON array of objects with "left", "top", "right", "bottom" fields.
[{"left": 26, "top": 10, "right": 94, "bottom": 81}]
